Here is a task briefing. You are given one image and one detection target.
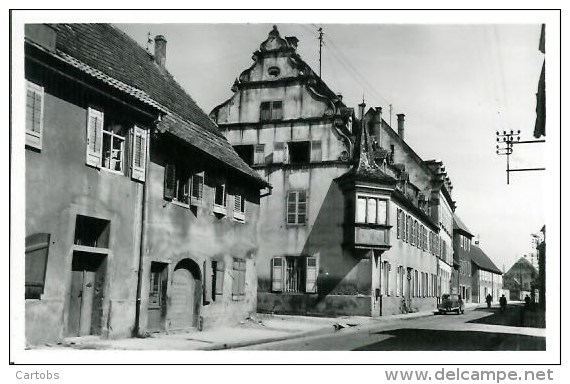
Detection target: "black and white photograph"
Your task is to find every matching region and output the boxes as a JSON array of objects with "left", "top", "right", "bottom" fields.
[{"left": 8, "top": 7, "right": 562, "bottom": 372}]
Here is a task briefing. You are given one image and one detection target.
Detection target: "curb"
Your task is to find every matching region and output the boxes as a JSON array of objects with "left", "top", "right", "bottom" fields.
[{"left": 200, "top": 310, "right": 439, "bottom": 350}]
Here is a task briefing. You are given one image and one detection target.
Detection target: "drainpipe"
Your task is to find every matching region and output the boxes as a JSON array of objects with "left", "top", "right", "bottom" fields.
[{"left": 133, "top": 121, "right": 155, "bottom": 337}]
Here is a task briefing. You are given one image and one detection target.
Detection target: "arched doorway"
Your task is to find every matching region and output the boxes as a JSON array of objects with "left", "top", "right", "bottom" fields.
[{"left": 170, "top": 259, "right": 201, "bottom": 330}]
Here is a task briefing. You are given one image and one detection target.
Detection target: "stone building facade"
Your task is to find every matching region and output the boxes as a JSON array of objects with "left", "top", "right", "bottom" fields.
[
  {"left": 24, "top": 24, "right": 267, "bottom": 345},
  {"left": 211, "top": 26, "right": 458, "bottom": 317},
  {"left": 452, "top": 214, "right": 474, "bottom": 302}
]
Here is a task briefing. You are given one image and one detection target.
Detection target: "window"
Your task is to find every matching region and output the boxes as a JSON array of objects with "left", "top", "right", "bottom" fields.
[
  {"left": 213, "top": 184, "right": 227, "bottom": 214},
  {"left": 234, "top": 145, "right": 254, "bottom": 166},
  {"left": 164, "top": 162, "right": 190, "bottom": 205},
  {"left": 211, "top": 260, "right": 224, "bottom": 301},
  {"left": 288, "top": 141, "right": 311, "bottom": 164},
  {"left": 26, "top": 80, "right": 44, "bottom": 150},
  {"left": 74, "top": 215, "right": 110, "bottom": 248},
  {"left": 260, "top": 101, "right": 283, "bottom": 121},
  {"left": 25, "top": 233, "right": 50, "bottom": 299},
  {"left": 268, "top": 66, "right": 280, "bottom": 77},
  {"left": 271, "top": 256, "right": 317, "bottom": 293},
  {"left": 233, "top": 195, "right": 246, "bottom": 222},
  {"left": 232, "top": 258, "right": 246, "bottom": 300},
  {"left": 382, "top": 261, "right": 390, "bottom": 296},
  {"left": 190, "top": 172, "right": 204, "bottom": 204},
  {"left": 102, "top": 118, "right": 126, "bottom": 173},
  {"left": 410, "top": 218, "right": 416, "bottom": 246},
  {"left": 356, "top": 195, "right": 387, "bottom": 225},
  {"left": 85, "top": 107, "right": 147, "bottom": 180},
  {"left": 287, "top": 190, "right": 307, "bottom": 225},
  {"left": 254, "top": 144, "right": 265, "bottom": 165},
  {"left": 396, "top": 209, "right": 401, "bottom": 239}
]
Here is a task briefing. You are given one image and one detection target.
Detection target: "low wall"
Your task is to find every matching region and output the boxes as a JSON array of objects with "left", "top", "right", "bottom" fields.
[{"left": 257, "top": 292, "right": 372, "bottom": 317}]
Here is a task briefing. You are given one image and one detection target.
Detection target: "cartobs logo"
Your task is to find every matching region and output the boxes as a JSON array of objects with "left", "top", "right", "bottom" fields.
[{"left": 16, "top": 371, "right": 60, "bottom": 380}]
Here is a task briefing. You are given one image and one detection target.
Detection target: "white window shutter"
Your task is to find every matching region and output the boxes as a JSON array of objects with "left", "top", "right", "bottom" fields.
[
  {"left": 25, "top": 81, "right": 44, "bottom": 150},
  {"left": 86, "top": 107, "right": 103, "bottom": 167},
  {"left": 306, "top": 257, "right": 317, "bottom": 293},
  {"left": 271, "top": 257, "right": 284, "bottom": 292},
  {"left": 131, "top": 125, "right": 147, "bottom": 181}
]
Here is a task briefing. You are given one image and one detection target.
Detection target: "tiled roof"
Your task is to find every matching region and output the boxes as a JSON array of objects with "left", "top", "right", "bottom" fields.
[
  {"left": 45, "top": 23, "right": 268, "bottom": 186},
  {"left": 470, "top": 245, "right": 502, "bottom": 275},
  {"left": 453, "top": 214, "right": 473, "bottom": 237}
]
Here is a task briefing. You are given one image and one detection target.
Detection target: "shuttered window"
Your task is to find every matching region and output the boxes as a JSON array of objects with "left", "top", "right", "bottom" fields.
[
  {"left": 190, "top": 172, "right": 204, "bottom": 202},
  {"left": 396, "top": 209, "right": 401, "bottom": 239},
  {"left": 25, "top": 233, "right": 50, "bottom": 299},
  {"left": 260, "top": 101, "right": 284, "bottom": 122},
  {"left": 86, "top": 107, "right": 104, "bottom": 167},
  {"left": 26, "top": 81, "right": 44, "bottom": 150},
  {"left": 232, "top": 258, "right": 246, "bottom": 300},
  {"left": 287, "top": 190, "right": 307, "bottom": 225},
  {"left": 131, "top": 126, "right": 147, "bottom": 181}
]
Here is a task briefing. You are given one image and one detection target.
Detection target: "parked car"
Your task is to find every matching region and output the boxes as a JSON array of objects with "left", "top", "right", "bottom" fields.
[{"left": 437, "top": 294, "right": 464, "bottom": 314}]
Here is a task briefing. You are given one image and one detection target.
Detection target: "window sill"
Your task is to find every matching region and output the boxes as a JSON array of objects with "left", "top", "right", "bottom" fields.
[
  {"left": 213, "top": 205, "right": 227, "bottom": 215},
  {"left": 190, "top": 197, "right": 203, "bottom": 207},
  {"left": 171, "top": 200, "right": 191, "bottom": 209},
  {"left": 233, "top": 212, "right": 246, "bottom": 223},
  {"left": 100, "top": 167, "right": 125, "bottom": 176}
]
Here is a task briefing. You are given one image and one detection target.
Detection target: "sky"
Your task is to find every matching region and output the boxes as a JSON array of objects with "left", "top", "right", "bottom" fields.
[{"left": 117, "top": 22, "right": 547, "bottom": 272}]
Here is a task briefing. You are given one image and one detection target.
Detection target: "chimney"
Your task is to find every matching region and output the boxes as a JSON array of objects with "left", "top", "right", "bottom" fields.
[
  {"left": 372, "top": 107, "right": 382, "bottom": 147},
  {"left": 154, "top": 35, "right": 167, "bottom": 68},
  {"left": 397, "top": 113, "right": 405, "bottom": 140}
]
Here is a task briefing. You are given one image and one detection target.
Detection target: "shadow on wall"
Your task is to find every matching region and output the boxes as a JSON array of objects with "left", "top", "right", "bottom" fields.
[{"left": 300, "top": 180, "right": 365, "bottom": 303}]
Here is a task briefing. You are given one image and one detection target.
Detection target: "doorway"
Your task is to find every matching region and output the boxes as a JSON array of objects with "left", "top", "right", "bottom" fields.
[
  {"left": 147, "top": 262, "right": 168, "bottom": 332},
  {"left": 169, "top": 259, "right": 201, "bottom": 330},
  {"left": 67, "top": 251, "right": 107, "bottom": 337}
]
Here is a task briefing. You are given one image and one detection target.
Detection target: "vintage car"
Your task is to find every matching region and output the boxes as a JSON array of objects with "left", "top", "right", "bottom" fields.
[{"left": 436, "top": 294, "right": 464, "bottom": 314}]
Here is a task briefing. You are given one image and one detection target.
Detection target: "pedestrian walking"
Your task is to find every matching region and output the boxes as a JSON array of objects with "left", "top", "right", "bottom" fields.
[
  {"left": 486, "top": 293, "right": 492, "bottom": 308},
  {"left": 499, "top": 294, "right": 507, "bottom": 312}
]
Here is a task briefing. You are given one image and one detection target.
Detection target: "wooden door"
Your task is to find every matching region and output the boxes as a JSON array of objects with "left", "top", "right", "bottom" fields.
[
  {"left": 170, "top": 268, "right": 195, "bottom": 329},
  {"left": 67, "top": 252, "right": 105, "bottom": 337}
]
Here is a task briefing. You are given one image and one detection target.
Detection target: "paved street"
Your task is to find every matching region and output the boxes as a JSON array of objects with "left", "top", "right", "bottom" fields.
[{"left": 236, "top": 304, "right": 545, "bottom": 351}]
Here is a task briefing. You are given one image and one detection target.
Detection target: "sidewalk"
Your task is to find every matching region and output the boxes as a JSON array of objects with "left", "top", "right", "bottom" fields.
[{"left": 41, "top": 310, "right": 436, "bottom": 351}]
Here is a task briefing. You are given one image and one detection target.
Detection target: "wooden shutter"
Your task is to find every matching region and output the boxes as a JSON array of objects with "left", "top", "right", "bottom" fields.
[
  {"left": 297, "top": 190, "right": 307, "bottom": 224},
  {"left": 215, "top": 260, "right": 224, "bottom": 296},
  {"left": 163, "top": 163, "right": 176, "bottom": 200},
  {"left": 396, "top": 209, "right": 400, "bottom": 239},
  {"left": 274, "top": 142, "right": 284, "bottom": 163},
  {"left": 191, "top": 173, "right": 204, "bottom": 200},
  {"left": 272, "top": 101, "right": 283, "bottom": 120},
  {"left": 86, "top": 107, "right": 104, "bottom": 167},
  {"left": 310, "top": 141, "right": 322, "bottom": 162},
  {"left": 25, "top": 81, "right": 44, "bottom": 149},
  {"left": 305, "top": 257, "right": 317, "bottom": 293},
  {"left": 260, "top": 102, "right": 271, "bottom": 121},
  {"left": 131, "top": 125, "right": 147, "bottom": 181},
  {"left": 272, "top": 257, "right": 284, "bottom": 292},
  {"left": 25, "top": 233, "right": 50, "bottom": 299},
  {"left": 254, "top": 144, "right": 265, "bottom": 165},
  {"left": 286, "top": 191, "right": 297, "bottom": 224}
]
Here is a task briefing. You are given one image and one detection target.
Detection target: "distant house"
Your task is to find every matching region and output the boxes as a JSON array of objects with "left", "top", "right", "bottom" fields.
[
  {"left": 452, "top": 215, "right": 474, "bottom": 302},
  {"left": 24, "top": 23, "right": 268, "bottom": 345},
  {"left": 470, "top": 245, "right": 503, "bottom": 303},
  {"left": 211, "top": 26, "right": 457, "bottom": 317},
  {"left": 503, "top": 257, "right": 538, "bottom": 301}
]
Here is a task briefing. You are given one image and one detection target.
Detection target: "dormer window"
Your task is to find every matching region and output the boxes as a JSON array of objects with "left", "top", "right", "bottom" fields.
[{"left": 268, "top": 66, "right": 280, "bottom": 77}]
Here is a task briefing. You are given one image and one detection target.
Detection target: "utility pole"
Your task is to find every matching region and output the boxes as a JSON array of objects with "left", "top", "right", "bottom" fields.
[
  {"left": 496, "top": 130, "right": 545, "bottom": 184},
  {"left": 318, "top": 27, "right": 324, "bottom": 78}
]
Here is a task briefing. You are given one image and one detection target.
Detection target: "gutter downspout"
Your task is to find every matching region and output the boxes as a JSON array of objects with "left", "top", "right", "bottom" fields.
[{"left": 133, "top": 123, "right": 154, "bottom": 337}]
